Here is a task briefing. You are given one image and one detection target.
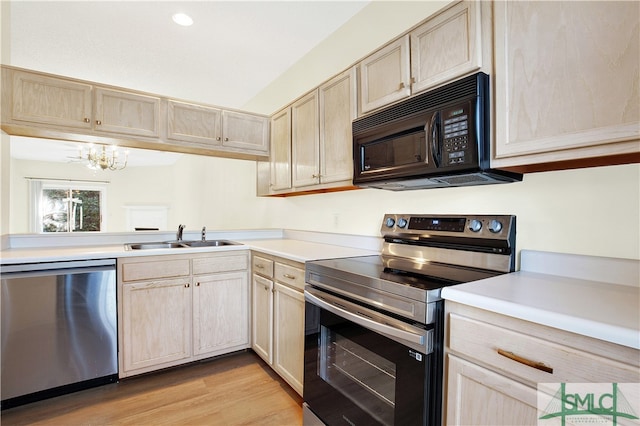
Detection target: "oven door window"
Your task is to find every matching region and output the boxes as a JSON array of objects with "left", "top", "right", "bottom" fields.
[
  {"left": 305, "top": 303, "right": 431, "bottom": 426},
  {"left": 320, "top": 326, "right": 397, "bottom": 424}
]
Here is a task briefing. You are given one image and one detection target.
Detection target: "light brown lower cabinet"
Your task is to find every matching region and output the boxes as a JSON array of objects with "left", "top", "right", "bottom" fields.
[
  {"left": 251, "top": 252, "right": 305, "bottom": 395},
  {"left": 444, "top": 301, "right": 640, "bottom": 425},
  {"left": 446, "top": 355, "right": 538, "bottom": 425},
  {"left": 118, "top": 251, "right": 250, "bottom": 378}
]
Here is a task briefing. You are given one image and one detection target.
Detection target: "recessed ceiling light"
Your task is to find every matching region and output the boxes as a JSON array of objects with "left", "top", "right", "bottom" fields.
[{"left": 172, "top": 13, "right": 193, "bottom": 27}]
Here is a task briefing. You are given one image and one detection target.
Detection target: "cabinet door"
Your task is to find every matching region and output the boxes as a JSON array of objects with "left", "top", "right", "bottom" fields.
[
  {"left": 319, "top": 68, "right": 357, "bottom": 184},
  {"left": 10, "top": 70, "right": 93, "bottom": 129},
  {"left": 167, "top": 100, "right": 222, "bottom": 146},
  {"left": 273, "top": 282, "right": 304, "bottom": 396},
  {"left": 446, "top": 354, "right": 538, "bottom": 426},
  {"left": 493, "top": 1, "right": 640, "bottom": 166},
  {"left": 252, "top": 274, "right": 273, "bottom": 364},
  {"left": 94, "top": 87, "right": 160, "bottom": 137},
  {"left": 222, "top": 110, "right": 269, "bottom": 154},
  {"left": 292, "top": 90, "right": 320, "bottom": 188},
  {"left": 121, "top": 278, "right": 191, "bottom": 373},
  {"left": 359, "top": 35, "right": 411, "bottom": 114},
  {"left": 410, "top": 1, "right": 481, "bottom": 94},
  {"left": 193, "top": 271, "right": 249, "bottom": 357},
  {"left": 270, "top": 108, "right": 292, "bottom": 191}
]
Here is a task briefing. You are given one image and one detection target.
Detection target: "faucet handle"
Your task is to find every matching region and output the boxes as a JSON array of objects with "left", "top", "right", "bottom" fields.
[
  {"left": 177, "top": 224, "right": 186, "bottom": 241},
  {"left": 201, "top": 226, "right": 206, "bottom": 242}
]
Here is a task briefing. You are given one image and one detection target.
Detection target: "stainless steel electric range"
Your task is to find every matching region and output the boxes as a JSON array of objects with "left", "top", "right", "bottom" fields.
[{"left": 303, "top": 214, "right": 517, "bottom": 426}]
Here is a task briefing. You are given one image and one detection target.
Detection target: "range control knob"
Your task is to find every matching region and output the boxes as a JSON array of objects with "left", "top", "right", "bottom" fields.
[
  {"left": 468, "top": 219, "right": 483, "bottom": 232},
  {"left": 385, "top": 217, "right": 396, "bottom": 228},
  {"left": 397, "top": 218, "right": 408, "bottom": 228},
  {"left": 488, "top": 219, "right": 503, "bottom": 233}
]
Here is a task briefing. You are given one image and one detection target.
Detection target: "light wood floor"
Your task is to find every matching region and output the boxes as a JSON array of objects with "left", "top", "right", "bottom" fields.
[{"left": 1, "top": 351, "right": 303, "bottom": 426}]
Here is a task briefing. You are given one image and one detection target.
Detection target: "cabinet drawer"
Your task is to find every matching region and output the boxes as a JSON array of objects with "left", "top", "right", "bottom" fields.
[
  {"left": 253, "top": 256, "right": 274, "bottom": 278},
  {"left": 121, "top": 258, "right": 190, "bottom": 282},
  {"left": 193, "top": 253, "right": 248, "bottom": 275},
  {"left": 274, "top": 263, "right": 305, "bottom": 292},
  {"left": 449, "top": 313, "right": 640, "bottom": 385}
]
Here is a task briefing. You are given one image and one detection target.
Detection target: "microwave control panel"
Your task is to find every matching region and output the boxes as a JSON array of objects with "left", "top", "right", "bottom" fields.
[{"left": 442, "top": 103, "right": 471, "bottom": 165}]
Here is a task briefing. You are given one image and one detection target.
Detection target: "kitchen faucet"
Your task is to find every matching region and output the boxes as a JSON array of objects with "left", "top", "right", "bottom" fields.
[
  {"left": 201, "top": 226, "right": 206, "bottom": 242},
  {"left": 176, "top": 224, "right": 185, "bottom": 241}
]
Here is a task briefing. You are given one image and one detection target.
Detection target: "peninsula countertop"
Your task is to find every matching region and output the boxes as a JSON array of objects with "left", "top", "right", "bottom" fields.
[{"left": 0, "top": 229, "right": 380, "bottom": 265}]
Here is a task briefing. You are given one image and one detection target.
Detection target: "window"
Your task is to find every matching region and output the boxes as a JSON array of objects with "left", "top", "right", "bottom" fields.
[{"left": 30, "top": 180, "right": 107, "bottom": 233}]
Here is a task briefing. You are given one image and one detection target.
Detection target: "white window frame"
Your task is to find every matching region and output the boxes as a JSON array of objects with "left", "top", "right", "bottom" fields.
[{"left": 29, "top": 179, "right": 108, "bottom": 233}]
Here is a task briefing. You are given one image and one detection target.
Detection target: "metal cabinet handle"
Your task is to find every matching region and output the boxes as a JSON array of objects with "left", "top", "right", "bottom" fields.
[
  {"left": 255, "top": 264, "right": 264, "bottom": 269},
  {"left": 224, "top": 137, "right": 229, "bottom": 142},
  {"left": 216, "top": 137, "right": 221, "bottom": 141},
  {"left": 497, "top": 349, "right": 553, "bottom": 374},
  {"left": 264, "top": 285, "right": 269, "bottom": 291},
  {"left": 283, "top": 273, "right": 296, "bottom": 280},
  {"left": 84, "top": 117, "right": 90, "bottom": 123},
  {"left": 184, "top": 283, "right": 190, "bottom": 288},
  {"left": 96, "top": 120, "right": 102, "bottom": 125},
  {"left": 399, "top": 82, "right": 405, "bottom": 90},
  {"left": 196, "top": 282, "right": 200, "bottom": 287}
]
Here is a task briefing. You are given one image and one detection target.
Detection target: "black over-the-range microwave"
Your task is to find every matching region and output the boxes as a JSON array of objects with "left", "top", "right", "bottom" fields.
[{"left": 352, "top": 72, "right": 522, "bottom": 190}]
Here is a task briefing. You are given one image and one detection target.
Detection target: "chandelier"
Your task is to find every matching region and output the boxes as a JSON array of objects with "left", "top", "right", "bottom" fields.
[{"left": 78, "top": 144, "right": 128, "bottom": 171}]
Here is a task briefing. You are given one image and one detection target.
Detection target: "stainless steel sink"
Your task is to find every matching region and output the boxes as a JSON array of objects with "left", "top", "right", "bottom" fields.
[
  {"left": 183, "top": 240, "right": 240, "bottom": 247},
  {"left": 125, "top": 240, "right": 241, "bottom": 250}
]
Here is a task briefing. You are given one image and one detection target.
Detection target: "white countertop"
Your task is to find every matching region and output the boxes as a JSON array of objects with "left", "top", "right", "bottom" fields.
[
  {"left": 240, "top": 238, "right": 378, "bottom": 263},
  {"left": 442, "top": 250, "right": 640, "bottom": 350},
  {"left": 0, "top": 235, "right": 378, "bottom": 266}
]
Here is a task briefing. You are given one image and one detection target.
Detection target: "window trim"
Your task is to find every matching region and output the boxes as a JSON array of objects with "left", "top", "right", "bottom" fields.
[{"left": 29, "top": 179, "right": 108, "bottom": 233}]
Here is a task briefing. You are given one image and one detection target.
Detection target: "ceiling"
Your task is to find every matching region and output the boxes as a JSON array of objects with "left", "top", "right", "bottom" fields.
[
  {"left": 3, "top": 1, "right": 369, "bottom": 110},
  {"left": 3, "top": 0, "right": 370, "bottom": 164}
]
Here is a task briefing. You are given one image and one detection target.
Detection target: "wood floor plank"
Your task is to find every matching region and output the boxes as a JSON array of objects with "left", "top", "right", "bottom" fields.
[{"left": 1, "top": 351, "right": 303, "bottom": 426}]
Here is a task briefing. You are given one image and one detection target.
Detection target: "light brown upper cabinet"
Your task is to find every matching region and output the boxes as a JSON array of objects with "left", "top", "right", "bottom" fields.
[
  {"left": 359, "top": 35, "right": 411, "bottom": 114},
  {"left": 293, "top": 68, "right": 357, "bottom": 190},
  {"left": 269, "top": 107, "right": 293, "bottom": 192},
  {"left": 491, "top": 1, "right": 640, "bottom": 170},
  {"left": 359, "top": 1, "right": 482, "bottom": 115},
  {"left": 167, "top": 100, "right": 268, "bottom": 156},
  {"left": 95, "top": 87, "right": 160, "bottom": 138},
  {"left": 410, "top": 0, "right": 481, "bottom": 95},
  {"left": 292, "top": 90, "right": 320, "bottom": 188},
  {"left": 263, "top": 67, "right": 357, "bottom": 195},
  {"left": 221, "top": 110, "right": 269, "bottom": 154},
  {"left": 2, "top": 66, "right": 269, "bottom": 161},
  {"left": 7, "top": 70, "right": 94, "bottom": 130},
  {"left": 5, "top": 69, "right": 161, "bottom": 138},
  {"left": 318, "top": 68, "right": 358, "bottom": 185}
]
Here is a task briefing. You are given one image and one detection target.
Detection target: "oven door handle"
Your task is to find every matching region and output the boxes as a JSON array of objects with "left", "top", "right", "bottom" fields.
[{"left": 305, "top": 288, "right": 430, "bottom": 352}]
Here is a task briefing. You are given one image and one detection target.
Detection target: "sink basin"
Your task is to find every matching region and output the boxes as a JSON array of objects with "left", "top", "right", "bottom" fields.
[
  {"left": 126, "top": 242, "right": 190, "bottom": 250},
  {"left": 183, "top": 240, "right": 241, "bottom": 247},
  {"left": 125, "top": 240, "right": 241, "bottom": 250}
]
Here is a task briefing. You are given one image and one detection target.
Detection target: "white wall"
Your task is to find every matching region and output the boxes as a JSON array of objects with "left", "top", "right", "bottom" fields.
[{"left": 264, "top": 164, "right": 639, "bottom": 260}]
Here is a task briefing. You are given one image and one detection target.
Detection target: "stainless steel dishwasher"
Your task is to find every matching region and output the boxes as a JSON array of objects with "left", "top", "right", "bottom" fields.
[{"left": 1, "top": 259, "right": 118, "bottom": 409}]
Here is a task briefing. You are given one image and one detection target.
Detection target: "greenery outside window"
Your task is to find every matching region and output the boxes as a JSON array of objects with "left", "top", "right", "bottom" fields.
[{"left": 30, "top": 180, "right": 107, "bottom": 233}]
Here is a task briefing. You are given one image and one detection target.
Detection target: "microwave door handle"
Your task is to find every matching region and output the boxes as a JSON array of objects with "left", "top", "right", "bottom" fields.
[{"left": 428, "top": 111, "right": 441, "bottom": 167}]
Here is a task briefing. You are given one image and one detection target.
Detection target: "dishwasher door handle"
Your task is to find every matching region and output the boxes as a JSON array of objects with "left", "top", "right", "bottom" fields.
[{"left": 305, "top": 288, "right": 432, "bottom": 353}]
